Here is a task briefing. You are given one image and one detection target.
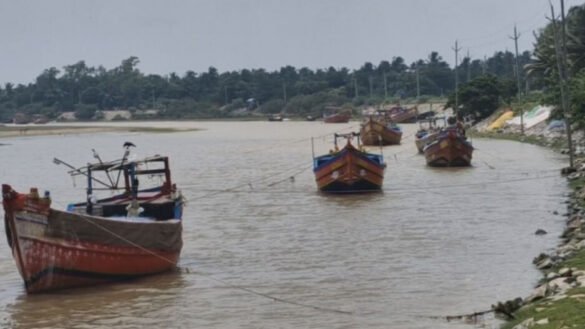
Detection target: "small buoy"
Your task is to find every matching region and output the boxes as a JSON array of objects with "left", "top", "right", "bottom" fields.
[{"left": 535, "top": 229, "right": 547, "bottom": 235}]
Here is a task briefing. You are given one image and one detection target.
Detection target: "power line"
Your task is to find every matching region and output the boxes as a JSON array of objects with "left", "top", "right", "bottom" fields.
[
  {"left": 452, "top": 40, "right": 462, "bottom": 114},
  {"left": 509, "top": 24, "right": 524, "bottom": 135}
]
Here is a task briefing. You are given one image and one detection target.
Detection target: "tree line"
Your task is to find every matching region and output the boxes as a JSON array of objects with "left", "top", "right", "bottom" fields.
[{"left": 4, "top": 10, "right": 575, "bottom": 123}]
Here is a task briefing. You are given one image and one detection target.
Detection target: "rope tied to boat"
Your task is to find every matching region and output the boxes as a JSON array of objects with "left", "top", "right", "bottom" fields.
[{"left": 71, "top": 211, "right": 354, "bottom": 316}]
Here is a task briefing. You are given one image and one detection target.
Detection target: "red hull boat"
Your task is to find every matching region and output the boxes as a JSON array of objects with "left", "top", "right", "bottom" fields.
[
  {"left": 323, "top": 112, "right": 351, "bottom": 123},
  {"left": 2, "top": 149, "right": 184, "bottom": 293},
  {"left": 389, "top": 106, "right": 418, "bottom": 123},
  {"left": 313, "top": 133, "right": 385, "bottom": 192},
  {"left": 360, "top": 112, "right": 402, "bottom": 146},
  {"left": 423, "top": 128, "right": 473, "bottom": 167}
]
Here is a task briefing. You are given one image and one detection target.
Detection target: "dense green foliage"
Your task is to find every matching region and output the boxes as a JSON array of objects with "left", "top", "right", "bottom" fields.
[
  {"left": 0, "top": 49, "right": 532, "bottom": 121},
  {"left": 526, "top": 3, "right": 585, "bottom": 126},
  {"left": 446, "top": 75, "right": 517, "bottom": 121}
]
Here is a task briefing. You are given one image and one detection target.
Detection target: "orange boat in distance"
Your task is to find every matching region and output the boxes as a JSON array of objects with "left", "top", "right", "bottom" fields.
[
  {"left": 2, "top": 145, "right": 184, "bottom": 293},
  {"left": 323, "top": 106, "right": 351, "bottom": 123},
  {"left": 423, "top": 122, "right": 473, "bottom": 167},
  {"left": 360, "top": 110, "right": 402, "bottom": 146},
  {"left": 388, "top": 105, "right": 418, "bottom": 123},
  {"left": 313, "top": 132, "right": 386, "bottom": 193}
]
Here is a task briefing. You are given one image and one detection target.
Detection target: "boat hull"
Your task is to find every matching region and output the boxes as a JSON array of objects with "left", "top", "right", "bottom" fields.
[
  {"left": 3, "top": 186, "right": 182, "bottom": 293},
  {"left": 423, "top": 133, "right": 473, "bottom": 167},
  {"left": 360, "top": 119, "right": 402, "bottom": 146},
  {"left": 415, "top": 131, "right": 439, "bottom": 153},
  {"left": 390, "top": 107, "right": 418, "bottom": 123},
  {"left": 323, "top": 113, "right": 351, "bottom": 123},
  {"left": 313, "top": 145, "right": 385, "bottom": 193}
]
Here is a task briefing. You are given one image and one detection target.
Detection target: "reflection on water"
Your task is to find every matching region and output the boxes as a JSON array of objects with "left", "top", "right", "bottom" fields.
[
  {"left": 0, "top": 121, "right": 569, "bottom": 328},
  {"left": 4, "top": 273, "right": 187, "bottom": 329}
]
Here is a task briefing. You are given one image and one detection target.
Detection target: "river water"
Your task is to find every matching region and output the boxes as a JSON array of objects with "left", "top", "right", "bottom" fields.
[{"left": 0, "top": 121, "right": 569, "bottom": 328}]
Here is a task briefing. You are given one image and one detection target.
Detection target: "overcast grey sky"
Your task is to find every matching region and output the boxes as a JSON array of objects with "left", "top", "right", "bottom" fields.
[{"left": 0, "top": 0, "right": 582, "bottom": 85}]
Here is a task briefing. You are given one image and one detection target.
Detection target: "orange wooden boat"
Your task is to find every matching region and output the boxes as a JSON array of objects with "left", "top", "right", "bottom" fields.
[
  {"left": 313, "top": 133, "right": 385, "bottom": 192},
  {"left": 389, "top": 106, "right": 418, "bottom": 123},
  {"left": 323, "top": 107, "right": 351, "bottom": 123},
  {"left": 423, "top": 128, "right": 473, "bottom": 166},
  {"left": 360, "top": 111, "right": 402, "bottom": 146},
  {"left": 2, "top": 147, "right": 184, "bottom": 293}
]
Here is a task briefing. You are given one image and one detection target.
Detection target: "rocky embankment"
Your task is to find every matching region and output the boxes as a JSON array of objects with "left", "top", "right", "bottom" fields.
[
  {"left": 491, "top": 142, "right": 585, "bottom": 328},
  {"left": 467, "top": 111, "right": 585, "bottom": 327},
  {"left": 490, "top": 161, "right": 585, "bottom": 329}
]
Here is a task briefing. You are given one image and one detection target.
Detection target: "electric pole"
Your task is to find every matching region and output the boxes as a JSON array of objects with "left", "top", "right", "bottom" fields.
[
  {"left": 466, "top": 50, "right": 471, "bottom": 82},
  {"left": 549, "top": 2, "right": 574, "bottom": 167},
  {"left": 369, "top": 76, "right": 373, "bottom": 98},
  {"left": 354, "top": 76, "right": 359, "bottom": 98},
  {"left": 416, "top": 64, "right": 420, "bottom": 102},
  {"left": 560, "top": 0, "right": 574, "bottom": 167},
  {"left": 383, "top": 72, "right": 388, "bottom": 99},
  {"left": 510, "top": 24, "right": 524, "bottom": 134},
  {"left": 452, "top": 40, "right": 462, "bottom": 116},
  {"left": 282, "top": 81, "right": 287, "bottom": 103}
]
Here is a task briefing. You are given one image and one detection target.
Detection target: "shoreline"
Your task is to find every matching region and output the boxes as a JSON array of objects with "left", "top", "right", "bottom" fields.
[
  {"left": 499, "top": 159, "right": 585, "bottom": 329},
  {"left": 0, "top": 124, "right": 199, "bottom": 139},
  {"left": 470, "top": 127, "right": 585, "bottom": 328}
]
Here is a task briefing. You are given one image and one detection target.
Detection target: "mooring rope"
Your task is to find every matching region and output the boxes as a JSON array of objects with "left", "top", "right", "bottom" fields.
[
  {"left": 182, "top": 160, "right": 313, "bottom": 201},
  {"left": 175, "top": 169, "right": 562, "bottom": 200},
  {"left": 67, "top": 208, "right": 353, "bottom": 315}
]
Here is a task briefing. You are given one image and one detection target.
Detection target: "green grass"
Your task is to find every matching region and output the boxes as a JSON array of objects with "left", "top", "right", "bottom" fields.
[
  {"left": 501, "top": 288, "right": 585, "bottom": 329},
  {"left": 558, "top": 249, "right": 585, "bottom": 271}
]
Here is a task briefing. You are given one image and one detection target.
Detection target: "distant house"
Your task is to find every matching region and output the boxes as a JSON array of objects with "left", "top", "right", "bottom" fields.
[
  {"left": 100, "top": 110, "right": 132, "bottom": 121},
  {"left": 230, "top": 108, "right": 250, "bottom": 117},
  {"left": 133, "top": 109, "right": 159, "bottom": 118},
  {"left": 362, "top": 106, "right": 377, "bottom": 116},
  {"left": 13, "top": 113, "right": 31, "bottom": 124},
  {"left": 32, "top": 114, "right": 49, "bottom": 124},
  {"left": 57, "top": 112, "right": 77, "bottom": 121}
]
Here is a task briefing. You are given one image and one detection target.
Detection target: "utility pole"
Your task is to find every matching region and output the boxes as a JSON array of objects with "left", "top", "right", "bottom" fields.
[
  {"left": 354, "top": 76, "right": 359, "bottom": 98},
  {"left": 483, "top": 55, "right": 487, "bottom": 75},
  {"left": 509, "top": 24, "right": 524, "bottom": 135},
  {"left": 282, "top": 81, "right": 287, "bottom": 103},
  {"left": 466, "top": 50, "right": 471, "bottom": 82},
  {"left": 452, "top": 40, "right": 462, "bottom": 116},
  {"left": 224, "top": 86, "right": 228, "bottom": 105},
  {"left": 416, "top": 64, "right": 420, "bottom": 102},
  {"left": 560, "top": 0, "right": 574, "bottom": 167},
  {"left": 549, "top": 2, "right": 574, "bottom": 167},
  {"left": 383, "top": 72, "right": 388, "bottom": 99},
  {"left": 368, "top": 75, "right": 373, "bottom": 98}
]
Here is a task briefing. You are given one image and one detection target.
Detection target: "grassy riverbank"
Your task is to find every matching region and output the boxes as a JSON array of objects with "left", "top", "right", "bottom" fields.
[
  {"left": 495, "top": 147, "right": 585, "bottom": 328},
  {"left": 501, "top": 229, "right": 585, "bottom": 328}
]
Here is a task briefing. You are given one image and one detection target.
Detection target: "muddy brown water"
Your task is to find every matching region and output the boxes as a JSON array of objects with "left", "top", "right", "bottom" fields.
[{"left": 0, "top": 121, "right": 569, "bottom": 328}]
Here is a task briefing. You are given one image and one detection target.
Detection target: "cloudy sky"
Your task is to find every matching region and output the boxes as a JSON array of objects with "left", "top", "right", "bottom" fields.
[{"left": 0, "top": 0, "right": 581, "bottom": 85}]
